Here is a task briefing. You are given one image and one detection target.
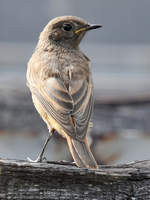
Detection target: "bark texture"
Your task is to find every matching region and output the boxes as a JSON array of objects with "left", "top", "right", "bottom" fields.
[{"left": 0, "top": 159, "right": 150, "bottom": 199}]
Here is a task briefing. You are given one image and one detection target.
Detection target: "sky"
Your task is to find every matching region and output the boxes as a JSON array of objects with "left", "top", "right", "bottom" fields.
[{"left": 0, "top": 0, "right": 150, "bottom": 44}]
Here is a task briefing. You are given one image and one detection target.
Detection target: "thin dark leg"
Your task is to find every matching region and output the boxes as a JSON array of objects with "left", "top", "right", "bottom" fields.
[{"left": 27, "top": 133, "right": 53, "bottom": 163}]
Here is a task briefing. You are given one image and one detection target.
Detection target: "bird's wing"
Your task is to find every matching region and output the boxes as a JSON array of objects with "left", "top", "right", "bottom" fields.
[
  {"left": 30, "top": 76, "right": 77, "bottom": 139},
  {"left": 30, "top": 74, "right": 93, "bottom": 141}
]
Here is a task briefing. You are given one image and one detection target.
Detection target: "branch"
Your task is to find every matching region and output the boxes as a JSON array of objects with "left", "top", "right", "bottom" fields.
[{"left": 0, "top": 159, "right": 150, "bottom": 199}]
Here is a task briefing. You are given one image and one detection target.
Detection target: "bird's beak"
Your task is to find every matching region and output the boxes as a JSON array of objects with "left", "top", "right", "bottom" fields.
[{"left": 75, "top": 24, "right": 102, "bottom": 34}]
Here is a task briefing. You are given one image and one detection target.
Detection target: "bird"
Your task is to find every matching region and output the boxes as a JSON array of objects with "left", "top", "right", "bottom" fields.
[{"left": 26, "top": 16, "right": 102, "bottom": 169}]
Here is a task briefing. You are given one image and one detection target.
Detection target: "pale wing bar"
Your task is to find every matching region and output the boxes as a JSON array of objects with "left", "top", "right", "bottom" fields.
[
  {"left": 71, "top": 78, "right": 93, "bottom": 139},
  {"left": 75, "top": 93, "right": 93, "bottom": 138}
]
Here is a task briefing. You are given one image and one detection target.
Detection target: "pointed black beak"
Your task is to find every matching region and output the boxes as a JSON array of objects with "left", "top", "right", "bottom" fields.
[
  {"left": 86, "top": 24, "right": 103, "bottom": 31},
  {"left": 75, "top": 24, "right": 102, "bottom": 34}
]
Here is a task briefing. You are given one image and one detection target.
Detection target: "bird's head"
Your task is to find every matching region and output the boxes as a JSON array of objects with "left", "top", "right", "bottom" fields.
[{"left": 39, "top": 16, "right": 102, "bottom": 49}]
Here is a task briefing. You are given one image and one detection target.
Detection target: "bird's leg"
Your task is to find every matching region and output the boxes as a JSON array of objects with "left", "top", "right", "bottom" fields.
[{"left": 27, "top": 130, "right": 54, "bottom": 163}]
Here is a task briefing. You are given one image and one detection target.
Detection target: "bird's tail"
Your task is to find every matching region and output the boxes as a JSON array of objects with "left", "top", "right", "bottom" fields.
[{"left": 66, "top": 135, "right": 98, "bottom": 169}]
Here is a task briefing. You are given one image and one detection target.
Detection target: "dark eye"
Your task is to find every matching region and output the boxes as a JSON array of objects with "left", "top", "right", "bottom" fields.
[{"left": 63, "top": 23, "right": 72, "bottom": 31}]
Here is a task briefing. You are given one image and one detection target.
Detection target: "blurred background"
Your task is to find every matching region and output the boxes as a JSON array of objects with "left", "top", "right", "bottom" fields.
[{"left": 0, "top": 0, "right": 150, "bottom": 165}]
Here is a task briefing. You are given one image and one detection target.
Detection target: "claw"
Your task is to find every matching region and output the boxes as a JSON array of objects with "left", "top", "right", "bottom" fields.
[
  {"left": 27, "top": 156, "right": 42, "bottom": 163},
  {"left": 27, "top": 134, "right": 53, "bottom": 163}
]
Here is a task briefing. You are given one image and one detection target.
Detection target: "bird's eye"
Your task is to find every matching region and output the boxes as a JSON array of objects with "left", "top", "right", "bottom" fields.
[{"left": 63, "top": 23, "right": 72, "bottom": 31}]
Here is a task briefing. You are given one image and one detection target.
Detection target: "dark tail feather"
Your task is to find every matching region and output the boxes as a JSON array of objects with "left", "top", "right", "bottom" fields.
[{"left": 66, "top": 136, "right": 98, "bottom": 169}]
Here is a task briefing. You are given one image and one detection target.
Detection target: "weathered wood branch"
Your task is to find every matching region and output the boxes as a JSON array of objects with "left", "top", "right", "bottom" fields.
[{"left": 0, "top": 159, "right": 150, "bottom": 199}]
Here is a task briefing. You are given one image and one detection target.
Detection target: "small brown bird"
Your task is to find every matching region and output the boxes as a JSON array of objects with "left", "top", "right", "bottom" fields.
[{"left": 27, "top": 16, "right": 102, "bottom": 169}]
